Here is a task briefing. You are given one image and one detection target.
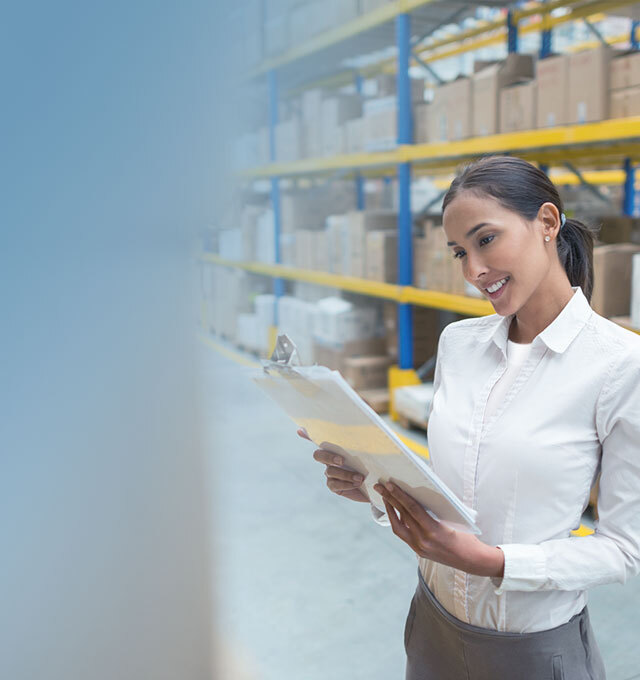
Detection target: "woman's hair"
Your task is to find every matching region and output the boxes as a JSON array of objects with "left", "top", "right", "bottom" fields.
[{"left": 442, "top": 155, "right": 600, "bottom": 302}]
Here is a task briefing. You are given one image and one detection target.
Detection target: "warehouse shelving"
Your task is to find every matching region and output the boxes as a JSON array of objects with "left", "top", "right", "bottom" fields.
[{"left": 208, "top": 0, "right": 640, "bottom": 390}]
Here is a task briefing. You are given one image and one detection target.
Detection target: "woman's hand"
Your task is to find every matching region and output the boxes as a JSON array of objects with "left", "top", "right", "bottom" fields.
[
  {"left": 297, "top": 428, "right": 369, "bottom": 503},
  {"left": 374, "top": 481, "right": 505, "bottom": 579}
]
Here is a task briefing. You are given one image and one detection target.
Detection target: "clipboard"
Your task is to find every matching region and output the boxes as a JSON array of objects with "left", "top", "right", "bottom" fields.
[{"left": 250, "top": 335, "right": 480, "bottom": 535}]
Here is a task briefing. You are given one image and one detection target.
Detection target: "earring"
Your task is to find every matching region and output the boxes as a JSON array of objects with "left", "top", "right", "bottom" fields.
[{"left": 544, "top": 236, "right": 551, "bottom": 242}]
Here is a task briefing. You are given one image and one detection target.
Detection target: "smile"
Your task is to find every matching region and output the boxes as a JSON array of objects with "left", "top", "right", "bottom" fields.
[{"left": 484, "top": 276, "right": 510, "bottom": 298}]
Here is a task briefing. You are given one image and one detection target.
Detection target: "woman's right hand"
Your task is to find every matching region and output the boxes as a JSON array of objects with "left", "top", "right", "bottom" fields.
[{"left": 297, "top": 428, "right": 369, "bottom": 503}]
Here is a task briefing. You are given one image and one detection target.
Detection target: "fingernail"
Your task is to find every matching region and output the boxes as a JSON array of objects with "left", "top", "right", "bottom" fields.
[
  {"left": 334, "top": 456, "right": 342, "bottom": 465},
  {"left": 385, "top": 482, "right": 394, "bottom": 491},
  {"left": 354, "top": 475, "right": 363, "bottom": 483}
]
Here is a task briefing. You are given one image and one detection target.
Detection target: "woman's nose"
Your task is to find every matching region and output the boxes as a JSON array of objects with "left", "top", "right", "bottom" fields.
[{"left": 463, "top": 252, "right": 488, "bottom": 284}]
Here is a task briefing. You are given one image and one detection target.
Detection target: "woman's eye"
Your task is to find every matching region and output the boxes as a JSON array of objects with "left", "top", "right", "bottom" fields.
[
  {"left": 479, "top": 235, "right": 494, "bottom": 246},
  {"left": 453, "top": 251, "right": 465, "bottom": 260}
]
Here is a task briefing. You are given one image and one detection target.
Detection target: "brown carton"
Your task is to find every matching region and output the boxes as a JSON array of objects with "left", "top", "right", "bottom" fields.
[
  {"left": 568, "top": 47, "right": 611, "bottom": 124},
  {"left": 597, "top": 215, "right": 640, "bottom": 244},
  {"left": 472, "top": 54, "right": 535, "bottom": 136},
  {"left": 592, "top": 243, "right": 640, "bottom": 318},
  {"left": 610, "top": 86, "right": 640, "bottom": 119},
  {"left": 313, "top": 337, "right": 387, "bottom": 373},
  {"left": 500, "top": 81, "right": 537, "bottom": 133},
  {"left": 366, "top": 230, "right": 398, "bottom": 282},
  {"left": 537, "top": 53, "right": 570, "bottom": 128},
  {"left": 343, "top": 355, "right": 392, "bottom": 390},
  {"left": 345, "top": 211, "right": 397, "bottom": 278},
  {"left": 383, "top": 302, "right": 440, "bottom": 367},
  {"left": 414, "top": 101, "right": 429, "bottom": 143},
  {"left": 430, "top": 77, "right": 472, "bottom": 141},
  {"left": 610, "top": 51, "right": 640, "bottom": 90},
  {"left": 413, "top": 223, "right": 466, "bottom": 294}
]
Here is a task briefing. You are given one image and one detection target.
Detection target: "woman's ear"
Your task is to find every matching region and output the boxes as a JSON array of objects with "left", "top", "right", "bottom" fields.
[{"left": 537, "top": 202, "right": 561, "bottom": 241}]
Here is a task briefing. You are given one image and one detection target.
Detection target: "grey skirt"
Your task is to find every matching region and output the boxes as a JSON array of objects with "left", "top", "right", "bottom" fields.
[{"left": 405, "top": 569, "right": 606, "bottom": 680}]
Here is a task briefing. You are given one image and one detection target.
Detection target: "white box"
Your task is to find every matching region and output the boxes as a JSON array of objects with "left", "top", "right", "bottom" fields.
[
  {"left": 219, "top": 229, "right": 244, "bottom": 260},
  {"left": 313, "top": 297, "right": 379, "bottom": 345}
]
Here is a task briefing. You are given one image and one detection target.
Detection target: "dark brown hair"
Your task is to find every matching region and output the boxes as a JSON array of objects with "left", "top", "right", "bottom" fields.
[{"left": 442, "top": 156, "right": 600, "bottom": 302}]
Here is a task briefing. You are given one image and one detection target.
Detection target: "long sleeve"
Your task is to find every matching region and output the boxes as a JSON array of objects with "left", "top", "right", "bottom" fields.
[
  {"left": 370, "top": 326, "right": 447, "bottom": 527},
  {"left": 491, "top": 348, "right": 640, "bottom": 594}
]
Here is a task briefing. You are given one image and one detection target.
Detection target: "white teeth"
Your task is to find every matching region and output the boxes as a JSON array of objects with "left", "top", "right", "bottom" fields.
[{"left": 486, "top": 277, "right": 509, "bottom": 293}]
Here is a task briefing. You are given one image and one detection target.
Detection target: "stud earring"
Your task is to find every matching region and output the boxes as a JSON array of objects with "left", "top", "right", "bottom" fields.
[{"left": 544, "top": 236, "right": 551, "bottom": 242}]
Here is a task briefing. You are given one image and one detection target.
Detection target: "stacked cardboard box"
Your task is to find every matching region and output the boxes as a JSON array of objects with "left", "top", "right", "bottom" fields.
[
  {"left": 278, "top": 295, "right": 316, "bottom": 364},
  {"left": 383, "top": 302, "right": 441, "bottom": 369},
  {"left": 326, "top": 214, "right": 350, "bottom": 275},
  {"left": 345, "top": 118, "right": 365, "bottom": 153},
  {"left": 592, "top": 243, "right": 640, "bottom": 318},
  {"left": 363, "top": 96, "right": 397, "bottom": 151},
  {"left": 428, "top": 77, "right": 472, "bottom": 142},
  {"left": 275, "top": 117, "right": 303, "bottom": 162},
  {"left": 568, "top": 46, "right": 610, "bottom": 124},
  {"left": 500, "top": 80, "right": 536, "bottom": 133},
  {"left": 413, "top": 221, "right": 466, "bottom": 295},
  {"left": 343, "top": 355, "right": 392, "bottom": 390},
  {"left": 610, "top": 50, "right": 640, "bottom": 118},
  {"left": 301, "top": 89, "right": 325, "bottom": 158},
  {"left": 313, "top": 296, "right": 380, "bottom": 345},
  {"left": 414, "top": 101, "right": 429, "bottom": 144},
  {"left": 473, "top": 54, "right": 535, "bottom": 136},
  {"left": 365, "top": 230, "right": 397, "bottom": 282},
  {"left": 597, "top": 215, "right": 640, "bottom": 244},
  {"left": 321, "top": 94, "right": 362, "bottom": 156},
  {"left": 313, "top": 336, "right": 387, "bottom": 373},
  {"left": 537, "top": 54, "right": 570, "bottom": 128},
  {"left": 344, "top": 211, "right": 397, "bottom": 278}
]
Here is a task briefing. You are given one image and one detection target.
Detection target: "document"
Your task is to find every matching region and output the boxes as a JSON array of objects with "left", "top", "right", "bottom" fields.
[{"left": 250, "top": 335, "right": 480, "bottom": 535}]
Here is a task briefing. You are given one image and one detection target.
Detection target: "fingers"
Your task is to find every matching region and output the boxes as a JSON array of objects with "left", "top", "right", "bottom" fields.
[
  {"left": 313, "top": 448, "right": 344, "bottom": 466},
  {"left": 325, "top": 465, "right": 364, "bottom": 485},
  {"left": 376, "top": 482, "right": 438, "bottom": 530},
  {"left": 327, "top": 478, "right": 363, "bottom": 493},
  {"left": 382, "top": 497, "right": 413, "bottom": 542},
  {"left": 297, "top": 428, "right": 311, "bottom": 441}
]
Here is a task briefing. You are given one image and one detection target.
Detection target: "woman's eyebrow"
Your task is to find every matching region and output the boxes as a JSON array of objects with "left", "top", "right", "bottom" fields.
[{"left": 447, "top": 222, "right": 490, "bottom": 246}]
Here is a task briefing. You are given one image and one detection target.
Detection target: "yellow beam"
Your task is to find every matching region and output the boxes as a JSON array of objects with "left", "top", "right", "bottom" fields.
[
  {"left": 242, "top": 116, "right": 640, "bottom": 178},
  {"left": 247, "top": 0, "right": 439, "bottom": 78},
  {"left": 202, "top": 253, "right": 495, "bottom": 316}
]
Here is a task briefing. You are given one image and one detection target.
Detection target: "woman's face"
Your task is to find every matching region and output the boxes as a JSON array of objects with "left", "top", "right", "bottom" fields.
[{"left": 442, "top": 191, "right": 553, "bottom": 316}]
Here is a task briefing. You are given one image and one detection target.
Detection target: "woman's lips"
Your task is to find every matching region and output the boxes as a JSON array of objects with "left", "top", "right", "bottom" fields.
[{"left": 484, "top": 277, "right": 510, "bottom": 301}]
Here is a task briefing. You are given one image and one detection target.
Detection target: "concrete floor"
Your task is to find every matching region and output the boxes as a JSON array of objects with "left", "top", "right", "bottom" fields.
[{"left": 204, "top": 337, "right": 640, "bottom": 680}]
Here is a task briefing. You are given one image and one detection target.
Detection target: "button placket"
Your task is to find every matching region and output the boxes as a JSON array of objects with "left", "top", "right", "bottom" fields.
[{"left": 455, "top": 354, "right": 508, "bottom": 622}]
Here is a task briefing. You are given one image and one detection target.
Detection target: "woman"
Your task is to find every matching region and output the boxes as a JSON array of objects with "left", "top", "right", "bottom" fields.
[{"left": 299, "top": 156, "right": 640, "bottom": 679}]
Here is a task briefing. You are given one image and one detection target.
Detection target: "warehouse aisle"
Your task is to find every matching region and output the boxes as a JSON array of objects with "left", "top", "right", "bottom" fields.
[{"left": 204, "top": 339, "right": 640, "bottom": 680}]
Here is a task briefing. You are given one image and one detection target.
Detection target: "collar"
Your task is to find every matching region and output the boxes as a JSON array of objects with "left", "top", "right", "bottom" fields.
[{"left": 477, "top": 286, "right": 592, "bottom": 354}]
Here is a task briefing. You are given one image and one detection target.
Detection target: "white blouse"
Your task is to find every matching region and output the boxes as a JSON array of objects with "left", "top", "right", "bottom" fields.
[{"left": 379, "top": 286, "right": 640, "bottom": 633}]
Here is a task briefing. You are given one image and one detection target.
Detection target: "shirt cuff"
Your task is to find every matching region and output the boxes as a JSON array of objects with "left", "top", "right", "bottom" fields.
[
  {"left": 370, "top": 503, "right": 391, "bottom": 526},
  {"left": 490, "top": 544, "right": 547, "bottom": 594}
]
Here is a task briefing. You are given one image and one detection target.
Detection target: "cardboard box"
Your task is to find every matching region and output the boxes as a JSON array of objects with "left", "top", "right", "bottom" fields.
[
  {"left": 326, "top": 214, "right": 349, "bottom": 274},
  {"left": 632, "top": 253, "right": 640, "bottom": 328},
  {"left": 343, "top": 355, "right": 392, "bottom": 390},
  {"left": 597, "top": 215, "right": 640, "bottom": 244},
  {"left": 363, "top": 96, "right": 397, "bottom": 151},
  {"left": 429, "top": 77, "right": 472, "bottom": 141},
  {"left": 346, "top": 117, "right": 365, "bottom": 153},
  {"left": 313, "top": 297, "right": 380, "bottom": 345},
  {"left": 500, "top": 80, "right": 537, "bottom": 133},
  {"left": 275, "top": 117, "right": 303, "bottom": 162},
  {"left": 568, "top": 47, "right": 611, "bottom": 124},
  {"left": 414, "top": 101, "right": 429, "bottom": 143},
  {"left": 366, "top": 230, "right": 398, "bottom": 282},
  {"left": 313, "top": 336, "right": 387, "bottom": 372},
  {"left": 359, "top": 388, "right": 390, "bottom": 414},
  {"left": 610, "top": 86, "right": 640, "bottom": 119},
  {"left": 310, "top": 230, "right": 329, "bottom": 272},
  {"left": 537, "top": 53, "right": 570, "bottom": 128},
  {"left": 321, "top": 95, "right": 362, "bottom": 150},
  {"left": 592, "top": 243, "right": 640, "bottom": 318},
  {"left": 383, "top": 302, "right": 440, "bottom": 367},
  {"left": 413, "top": 222, "right": 466, "bottom": 295},
  {"left": 345, "top": 211, "right": 397, "bottom": 278},
  {"left": 472, "top": 54, "right": 535, "bottom": 136},
  {"left": 372, "top": 74, "right": 425, "bottom": 101},
  {"left": 610, "top": 50, "right": 640, "bottom": 90},
  {"left": 294, "top": 230, "right": 313, "bottom": 270}
]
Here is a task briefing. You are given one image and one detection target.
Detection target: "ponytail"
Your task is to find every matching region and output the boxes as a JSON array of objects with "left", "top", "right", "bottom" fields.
[{"left": 556, "top": 217, "right": 600, "bottom": 303}]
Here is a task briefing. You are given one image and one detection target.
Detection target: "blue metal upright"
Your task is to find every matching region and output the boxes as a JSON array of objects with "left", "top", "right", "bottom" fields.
[
  {"left": 632, "top": 20, "right": 639, "bottom": 50},
  {"left": 355, "top": 73, "right": 365, "bottom": 210},
  {"left": 623, "top": 158, "right": 636, "bottom": 217},
  {"left": 507, "top": 10, "right": 518, "bottom": 54},
  {"left": 396, "top": 12, "right": 413, "bottom": 370},
  {"left": 268, "top": 69, "right": 285, "bottom": 325}
]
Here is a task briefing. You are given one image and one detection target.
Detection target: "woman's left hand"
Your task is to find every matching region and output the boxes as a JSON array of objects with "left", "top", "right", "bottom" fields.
[{"left": 374, "top": 482, "right": 504, "bottom": 579}]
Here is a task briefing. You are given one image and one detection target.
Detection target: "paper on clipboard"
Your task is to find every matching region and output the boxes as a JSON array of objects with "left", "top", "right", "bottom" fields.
[{"left": 250, "top": 335, "right": 480, "bottom": 535}]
